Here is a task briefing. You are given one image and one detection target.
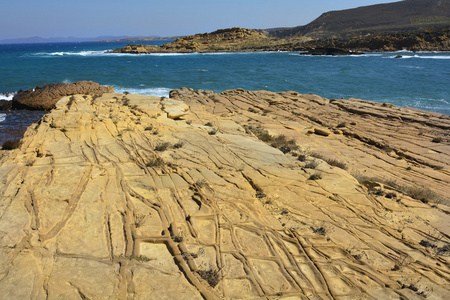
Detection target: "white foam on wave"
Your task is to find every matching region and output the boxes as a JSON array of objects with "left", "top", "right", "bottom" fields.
[
  {"left": 0, "top": 91, "right": 16, "bottom": 101},
  {"left": 33, "top": 50, "right": 130, "bottom": 57},
  {"left": 114, "top": 86, "right": 172, "bottom": 97},
  {"left": 0, "top": 113, "right": 6, "bottom": 123},
  {"left": 389, "top": 54, "right": 450, "bottom": 59}
]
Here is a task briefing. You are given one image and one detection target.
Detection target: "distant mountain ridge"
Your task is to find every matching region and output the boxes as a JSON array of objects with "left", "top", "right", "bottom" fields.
[
  {"left": 0, "top": 36, "right": 157, "bottom": 44},
  {"left": 265, "top": 0, "right": 450, "bottom": 38}
]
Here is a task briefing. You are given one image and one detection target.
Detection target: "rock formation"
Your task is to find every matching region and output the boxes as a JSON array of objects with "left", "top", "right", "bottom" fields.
[
  {"left": 12, "top": 81, "right": 114, "bottom": 110},
  {"left": 0, "top": 90, "right": 449, "bottom": 299},
  {"left": 111, "top": 27, "right": 274, "bottom": 54}
]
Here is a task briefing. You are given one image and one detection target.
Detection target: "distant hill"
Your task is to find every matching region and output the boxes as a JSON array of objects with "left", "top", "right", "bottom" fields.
[
  {"left": 0, "top": 36, "right": 154, "bottom": 44},
  {"left": 266, "top": 0, "right": 450, "bottom": 38}
]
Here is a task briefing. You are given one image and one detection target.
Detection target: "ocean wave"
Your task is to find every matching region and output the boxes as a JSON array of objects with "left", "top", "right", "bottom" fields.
[
  {"left": 32, "top": 50, "right": 130, "bottom": 57},
  {"left": 0, "top": 113, "right": 6, "bottom": 123},
  {"left": 389, "top": 54, "right": 450, "bottom": 59},
  {"left": 0, "top": 91, "right": 16, "bottom": 101},
  {"left": 114, "top": 86, "right": 172, "bottom": 97}
]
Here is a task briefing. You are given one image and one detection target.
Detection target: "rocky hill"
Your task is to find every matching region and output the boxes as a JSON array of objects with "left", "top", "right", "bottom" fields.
[
  {"left": 112, "top": 27, "right": 284, "bottom": 54},
  {"left": 0, "top": 88, "right": 449, "bottom": 299},
  {"left": 266, "top": 0, "right": 450, "bottom": 38}
]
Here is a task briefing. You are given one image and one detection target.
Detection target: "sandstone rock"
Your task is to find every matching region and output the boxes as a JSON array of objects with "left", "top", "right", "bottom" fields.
[
  {"left": 12, "top": 81, "right": 114, "bottom": 110},
  {"left": 314, "top": 127, "right": 331, "bottom": 136},
  {"left": 0, "top": 91, "right": 449, "bottom": 299},
  {"left": 162, "top": 98, "right": 189, "bottom": 119}
]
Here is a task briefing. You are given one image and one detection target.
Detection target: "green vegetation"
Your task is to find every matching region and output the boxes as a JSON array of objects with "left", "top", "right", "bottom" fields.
[
  {"left": 310, "top": 152, "right": 348, "bottom": 170},
  {"left": 353, "top": 173, "right": 444, "bottom": 204},
  {"left": 244, "top": 125, "right": 298, "bottom": 154},
  {"left": 121, "top": 254, "right": 154, "bottom": 262},
  {"left": 146, "top": 156, "right": 165, "bottom": 167},
  {"left": 154, "top": 142, "right": 171, "bottom": 152}
]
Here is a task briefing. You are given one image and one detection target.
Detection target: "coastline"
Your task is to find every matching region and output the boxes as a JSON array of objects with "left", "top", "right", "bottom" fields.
[
  {"left": 111, "top": 27, "right": 450, "bottom": 54},
  {"left": 0, "top": 89, "right": 448, "bottom": 298}
]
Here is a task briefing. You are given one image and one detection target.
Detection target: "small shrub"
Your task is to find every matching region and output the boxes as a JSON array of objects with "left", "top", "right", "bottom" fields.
[
  {"left": 67, "top": 95, "right": 76, "bottom": 109},
  {"left": 146, "top": 156, "right": 165, "bottom": 167},
  {"left": 336, "top": 122, "right": 346, "bottom": 128},
  {"left": 297, "top": 154, "right": 307, "bottom": 162},
  {"left": 171, "top": 234, "right": 184, "bottom": 243},
  {"left": 122, "top": 255, "right": 154, "bottom": 262},
  {"left": 419, "top": 240, "right": 437, "bottom": 248},
  {"left": 208, "top": 129, "right": 218, "bottom": 135},
  {"left": 155, "top": 142, "right": 171, "bottom": 152},
  {"left": 198, "top": 268, "right": 222, "bottom": 287},
  {"left": 385, "top": 192, "right": 397, "bottom": 199},
  {"left": 145, "top": 125, "right": 153, "bottom": 131},
  {"left": 134, "top": 214, "right": 147, "bottom": 228},
  {"left": 204, "top": 122, "right": 213, "bottom": 127},
  {"left": 432, "top": 137, "right": 442, "bottom": 143},
  {"left": 403, "top": 186, "right": 440, "bottom": 204},
  {"left": 270, "top": 134, "right": 298, "bottom": 153},
  {"left": 256, "top": 190, "right": 266, "bottom": 198},
  {"left": 305, "top": 160, "right": 319, "bottom": 169},
  {"left": 308, "top": 172, "right": 322, "bottom": 180},
  {"left": 195, "top": 179, "right": 208, "bottom": 188},
  {"left": 436, "top": 244, "right": 450, "bottom": 256},
  {"left": 369, "top": 188, "right": 384, "bottom": 196},
  {"left": 313, "top": 226, "right": 326, "bottom": 235},
  {"left": 1, "top": 139, "right": 21, "bottom": 150},
  {"left": 324, "top": 158, "right": 348, "bottom": 170},
  {"left": 309, "top": 152, "right": 324, "bottom": 160},
  {"left": 173, "top": 142, "right": 184, "bottom": 149}
]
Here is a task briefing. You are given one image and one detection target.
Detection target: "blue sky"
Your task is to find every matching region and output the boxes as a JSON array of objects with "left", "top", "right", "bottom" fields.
[{"left": 2, "top": 0, "right": 401, "bottom": 39}]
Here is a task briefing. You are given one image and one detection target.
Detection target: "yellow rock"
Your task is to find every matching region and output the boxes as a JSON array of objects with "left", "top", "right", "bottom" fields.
[{"left": 0, "top": 90, "right": 449, "bottom": 299}]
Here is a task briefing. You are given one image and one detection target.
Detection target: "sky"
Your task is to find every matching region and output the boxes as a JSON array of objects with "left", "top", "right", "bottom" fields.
[{"left": 1, "top": 0, "right": 402, "bottom": 40}]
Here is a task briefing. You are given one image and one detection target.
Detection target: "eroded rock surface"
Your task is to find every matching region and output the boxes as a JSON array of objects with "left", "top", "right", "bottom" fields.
[
  {"left": 0, "top": 90, "right": 449, "bottom": 299},
  {"left": 12, "top": 81, "right": 114, "bottom": 110}
]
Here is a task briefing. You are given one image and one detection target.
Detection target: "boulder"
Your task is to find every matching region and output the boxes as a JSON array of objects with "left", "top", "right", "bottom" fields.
[
  {"left": 12, "top": 81, "right": 114, "bottom": 110},
  {"left": 0, "top": 100, "right": 13, "bottom": 111},
  {"left": 314, "top": 127, "right": 332, "bottom": 136},
  {"left": 302, "top": 47, "right": 363, "bottom": 56}
]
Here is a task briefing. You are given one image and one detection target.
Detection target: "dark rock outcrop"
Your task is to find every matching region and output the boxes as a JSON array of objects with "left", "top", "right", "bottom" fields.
[
  {"left": 12, "top": 81, "right": 114, "bottom": 110},
  {"left": 0, "top": 100, "right": 13, "bottom": 111},
  {"left": 301, "top": 47, "right": 363, "bottom": 55}
]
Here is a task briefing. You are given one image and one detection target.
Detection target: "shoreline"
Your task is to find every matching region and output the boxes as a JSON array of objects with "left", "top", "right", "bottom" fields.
[{"left": 0, "top": 89, "right": 448, "bottom": 298}]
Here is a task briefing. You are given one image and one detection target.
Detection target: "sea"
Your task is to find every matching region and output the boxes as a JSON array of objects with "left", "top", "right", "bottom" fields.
[{"left": 0, "top": 41, "right": 449, "bottom": 143}]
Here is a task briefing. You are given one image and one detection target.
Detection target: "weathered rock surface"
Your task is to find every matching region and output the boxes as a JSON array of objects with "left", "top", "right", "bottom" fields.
[
  {"left": 0, "top": 90, "right": 449, "bottom": 299},
  {"left": 12, "top": 81, "right": 114, "bottom": 110},
  {"left": 112, "top": 27, "right": 275, "bottom": 54}
]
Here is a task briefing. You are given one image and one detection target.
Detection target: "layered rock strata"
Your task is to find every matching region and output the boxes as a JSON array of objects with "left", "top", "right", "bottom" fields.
[
  {"left": 0, "top": 90, "right": 449, "bottom": 299},
  {"left": 12, "top": 81, "right": 114, "bottom": 110}
]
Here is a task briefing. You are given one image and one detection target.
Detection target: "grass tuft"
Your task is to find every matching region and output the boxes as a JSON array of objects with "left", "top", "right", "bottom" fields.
[
  {"left": 308, "top": 172, "right": 322, "bottom": 180},
  {"left": 198, "top": 268, "right": 222, "bottom": 287},
  {"left": 155, "top": 142, "right": 171, "bottom": 152}
]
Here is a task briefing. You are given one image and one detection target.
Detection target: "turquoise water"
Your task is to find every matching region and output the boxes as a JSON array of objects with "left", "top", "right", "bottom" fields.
[{"left": 0, "top": 41, "right": 449, "bottom": 115}]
